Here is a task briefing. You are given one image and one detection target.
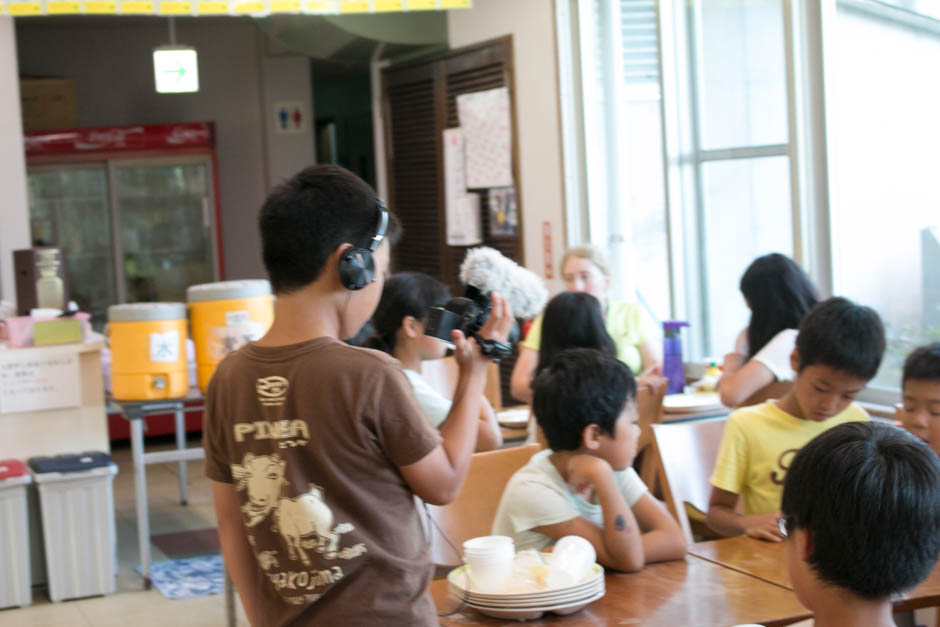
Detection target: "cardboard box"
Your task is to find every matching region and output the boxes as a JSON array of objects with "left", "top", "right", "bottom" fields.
[{"left": 19, "top": 78, "right": 77, "bottom": 131}]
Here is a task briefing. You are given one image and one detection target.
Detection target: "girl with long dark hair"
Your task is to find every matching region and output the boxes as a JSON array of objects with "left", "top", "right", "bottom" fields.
[
  {"left": 718, "top": 253, "right": 819, "bottom": 407},
  {"left": 363, "top": 271, "right": 502, "bottom": 451}
]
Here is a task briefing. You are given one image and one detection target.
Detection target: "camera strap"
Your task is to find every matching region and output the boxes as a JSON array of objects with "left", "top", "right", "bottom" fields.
[{"left": 473, "top": 334, "right": 512, "bottom": 361}]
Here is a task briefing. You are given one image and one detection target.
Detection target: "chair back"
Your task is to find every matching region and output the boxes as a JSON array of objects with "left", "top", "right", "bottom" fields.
[
  {"left": 635, "top": 384, "right": 666, "bottom": 483},
  {"left": 741, "top": 380, "right": 792, "bottom": 407},
  {"left": 651, "top": 417, "right": 727, "bottom": 544},
  {"left": 420, "top": 356, "right": 502, "bottom": 409},
  {"left": 426, "top": 443, "right": 541, "bottom": 567}
]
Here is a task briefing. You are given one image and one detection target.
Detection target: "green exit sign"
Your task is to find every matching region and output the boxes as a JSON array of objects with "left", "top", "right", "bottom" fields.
[{"left": 153, "top": 46, "right": 199, "bottom": 94}]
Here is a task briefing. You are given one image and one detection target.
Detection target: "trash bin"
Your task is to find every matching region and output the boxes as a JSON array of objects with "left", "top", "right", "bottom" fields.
[
  {"left": 29, "top": 452, "right": 118, "bottom": 602},
  {"left": 0, "top": 459, "right": 32, "bottom": 609}
]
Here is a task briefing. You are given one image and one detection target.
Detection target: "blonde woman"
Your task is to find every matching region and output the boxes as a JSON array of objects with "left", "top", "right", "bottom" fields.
[{"left": 510, "top": 245, "right": 663, "bottom": 403}]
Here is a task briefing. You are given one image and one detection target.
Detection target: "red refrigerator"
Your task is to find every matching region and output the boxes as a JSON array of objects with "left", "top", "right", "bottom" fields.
[{"left": 25, "top": 122, "right": 224, "bottom": 439}]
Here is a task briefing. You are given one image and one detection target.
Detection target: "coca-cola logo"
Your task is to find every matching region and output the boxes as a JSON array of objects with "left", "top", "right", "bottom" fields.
[
  {"left": 73, "top": 126, "right": 145, "bottom": 150},
  {"left": 167, "top": 125, "right": 210, "bottom": 144}
]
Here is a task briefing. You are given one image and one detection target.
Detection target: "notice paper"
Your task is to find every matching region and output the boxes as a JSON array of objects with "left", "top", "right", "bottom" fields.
[
  {"left": 443, "top": 127, "right": 483, "bottom": 246},
  {"left": 456, "top": 87, "right": 514, "bottom": 189},
  {"left": 0, "top": 350, "right": 80, "bottom": 414}
]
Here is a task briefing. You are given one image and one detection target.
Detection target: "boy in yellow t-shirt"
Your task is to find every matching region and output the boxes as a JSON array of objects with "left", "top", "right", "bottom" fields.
[{"left": 707, "top": 297, "right": 885, "bottom": 541}]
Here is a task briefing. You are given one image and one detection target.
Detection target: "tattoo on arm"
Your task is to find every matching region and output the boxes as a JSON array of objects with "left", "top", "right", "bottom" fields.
[{"left": 615, "top": 514, "right": 626, "bottom": 531}]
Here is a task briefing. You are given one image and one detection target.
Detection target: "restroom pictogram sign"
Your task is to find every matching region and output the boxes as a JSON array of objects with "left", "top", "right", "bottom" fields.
[{"left": 274, "top": 101, "right": 306, "bottom": 134}]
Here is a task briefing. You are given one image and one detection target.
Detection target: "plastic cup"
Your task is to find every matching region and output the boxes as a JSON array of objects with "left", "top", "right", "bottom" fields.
[
  {"left": 547, "top": 536, "right": 596, "bottom": 589},
  {"left": 463, "top": 535, "right": 514, "bottom": 593}
]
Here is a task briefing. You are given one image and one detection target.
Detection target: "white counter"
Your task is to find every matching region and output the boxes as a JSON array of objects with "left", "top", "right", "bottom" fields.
[{"left": 0, "top": 339, "right": 108, "bottom": 460}]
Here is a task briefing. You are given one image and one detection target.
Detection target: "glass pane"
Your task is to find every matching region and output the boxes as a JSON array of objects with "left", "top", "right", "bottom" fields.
[
  {"left": 115, "top": 162, "right": 215, "bottom": 304},
  {"left": 617, "top": 98, "right": 671, "bottom": 322},
  {"left": 698, "top": 0, "right": 788, "bottom": 149},
  {"left": 701, "top": 156, "right": 793, "bottom": 357},
  {"left": 27, "top": 167, "right": 115, "bottom": 328},
  {"left": 829, "top": 8, "right": 940, "bottom": 388}
]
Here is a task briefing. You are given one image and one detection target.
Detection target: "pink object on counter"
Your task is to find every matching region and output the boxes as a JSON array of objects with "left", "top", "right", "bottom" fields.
[{"left": 0, "top": 312, "right": 91, "bottom": 348}]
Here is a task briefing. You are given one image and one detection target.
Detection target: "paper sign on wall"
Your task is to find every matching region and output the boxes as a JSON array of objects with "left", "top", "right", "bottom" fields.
[
  {"left": 456, "top": 87, "right": 513, "bottom": 189},
  {"left": 443, "top": 127, "right": 482, "bottom": 246},
  {"left": 0, "top": 351, "right": 80, "bottom": 414}
]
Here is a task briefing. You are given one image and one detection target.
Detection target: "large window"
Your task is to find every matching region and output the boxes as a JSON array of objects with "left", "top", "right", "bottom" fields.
[
  {"left": 828, "top": 3, "right": 940, "bottom": 390},
  {"left": 559, "top": 0, "right": 940, "bottom": 397}
]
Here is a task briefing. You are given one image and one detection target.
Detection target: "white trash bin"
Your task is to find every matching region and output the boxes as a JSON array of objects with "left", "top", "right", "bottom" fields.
[
  {"left": 0, "top": 459, "right": 32, "bottom": 609},
  {"left": 29, "top": 452, "right": 118, "bottom": 602}
]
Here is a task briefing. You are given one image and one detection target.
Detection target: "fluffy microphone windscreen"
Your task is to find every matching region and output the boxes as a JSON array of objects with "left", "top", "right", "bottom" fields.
[{"left": 459, "top": 247, "right": 548, "bottom": 319}]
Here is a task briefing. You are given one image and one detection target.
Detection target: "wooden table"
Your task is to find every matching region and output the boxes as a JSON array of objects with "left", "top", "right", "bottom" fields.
[
  {"left": 691, "top": 536, "right": 940, "bottom": 612},
  {"left": 431, "top": 555, "right": 811, "bottom": 626}
]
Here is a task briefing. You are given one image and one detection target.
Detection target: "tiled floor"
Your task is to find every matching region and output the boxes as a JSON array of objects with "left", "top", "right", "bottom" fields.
[{"left": 1, "top": 437, "right": 249, "bottom": 627}]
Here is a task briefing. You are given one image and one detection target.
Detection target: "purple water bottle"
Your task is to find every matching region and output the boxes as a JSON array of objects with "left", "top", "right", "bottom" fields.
[{"left": 663, "top": 320, "right": 689, "bottom": 395}]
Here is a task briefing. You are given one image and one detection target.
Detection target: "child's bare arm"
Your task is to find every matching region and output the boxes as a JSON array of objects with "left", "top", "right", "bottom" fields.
[
  {"left": 631, "top": 493, "right": 687, "bottom": 562},
  {"left": 212, "top": 481, "right": 262, "bottom": 627},
  {"left": 475, "top": 397, "right": 503, "bottom": 451},
  {"left": 706, "top": 486, "right": 784, "bottom": 541},
  {"left": 717, "top": 358, "right": 775, "bottom": 408},
  {"left": 509, "top": 347, "right": 537, "bottom": 403},
  {"left": 533, "top": 456, "right": 644, "bottom": 572},
  {"left": 400, "top": 294, "right": 513, "bottom": 504}
]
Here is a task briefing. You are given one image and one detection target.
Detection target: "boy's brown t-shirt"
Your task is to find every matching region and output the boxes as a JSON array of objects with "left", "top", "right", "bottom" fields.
[{"left": 203, "top": 337, "right": 442, "bottom": 626}]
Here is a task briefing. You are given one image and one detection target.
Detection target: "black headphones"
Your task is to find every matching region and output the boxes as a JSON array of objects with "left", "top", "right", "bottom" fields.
[{"left": 338, "top": 199, "right": 389, "bottom": 291}]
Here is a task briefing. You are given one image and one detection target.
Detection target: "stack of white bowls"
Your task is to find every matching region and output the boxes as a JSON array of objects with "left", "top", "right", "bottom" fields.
[{"left": 450, "top": 535, "right": 605, "bottom": 620}]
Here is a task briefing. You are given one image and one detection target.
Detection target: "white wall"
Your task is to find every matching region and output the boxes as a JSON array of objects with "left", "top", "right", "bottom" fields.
[
  {"left": 262, "top": 55, "right": 316, "bottom": 189},
  {"left": 0, "top": 17, "right": 31, "bottom": 304},
  {"left": 448, "top": 0, "right": 566, "bottom": 292},
  {"left": 15, "top": 17, "right": 290, "bottom": 282}
]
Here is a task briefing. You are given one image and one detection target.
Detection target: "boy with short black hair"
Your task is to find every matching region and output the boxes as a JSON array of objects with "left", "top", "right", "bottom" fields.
[
  {"left": 780, "top": 421, "right": 940, "bottom": 627},
  {"left": 203, "top": 165, "right": 512, "bottom": 626},
  {"left": 897, "top": 342, "right": 940, "bottom": 457},
  {"left": 707, "top": 297, "right": 886, "bottom": 541},
  {"left": 491, "top": 348, "right": 686, "bottom": 572}
]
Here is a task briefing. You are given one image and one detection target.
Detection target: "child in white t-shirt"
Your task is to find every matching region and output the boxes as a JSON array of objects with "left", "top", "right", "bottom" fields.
[
  {"left": 492, "top": 348, "right": 686, "bottom": 571},
  {"left": 364, "top": 272, "right": 502, "bottom": 451}
]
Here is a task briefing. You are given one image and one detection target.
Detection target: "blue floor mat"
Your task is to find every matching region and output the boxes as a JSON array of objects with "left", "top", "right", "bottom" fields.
[{"left": 141, "top": 554, "right": 225, "bottom": 600}]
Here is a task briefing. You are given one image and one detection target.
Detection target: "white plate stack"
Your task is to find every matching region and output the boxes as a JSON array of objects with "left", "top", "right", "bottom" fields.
[{"left": 447, "top": 562, "right": 605, "bottom": 620}]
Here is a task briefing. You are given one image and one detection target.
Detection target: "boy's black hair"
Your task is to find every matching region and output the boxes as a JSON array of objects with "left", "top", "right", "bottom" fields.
[
  {"left": 535, "top": 292, "right": 617, "bottom": 375},
  {"left": 259, "top": 165, "right": 401, "bottom": 294},
  {"left": 903, "top": 342, "right": 940, "bottom": 385},
  {"left": 361, "top": 272, "right": 450, "bottom": 354},
  {"left": 781, "top": 421, "right": 940, "bottom": 600},
  {"left": 740, "top": 253, "right": 818, "bottom": 360},
  {"left": 533, "top": 348, "right": 636, "bottom": 451},
  {"left": 795, "top": 296, "right": 885, "bottom": 380}
]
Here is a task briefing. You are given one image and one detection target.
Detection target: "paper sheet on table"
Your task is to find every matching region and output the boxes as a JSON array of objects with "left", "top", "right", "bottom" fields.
[
  {"left": 0, "top": 350, "right": 80, "bottom": 413},
  {"left": 457, "top": 87, "right": 514, "bottom": 189},
  {"left": 443, "top": 127, "right": 483, "bottom": 246}
]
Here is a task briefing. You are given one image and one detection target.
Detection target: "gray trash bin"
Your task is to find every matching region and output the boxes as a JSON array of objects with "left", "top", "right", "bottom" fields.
[
  {"left": 0, "top": 459, "right": 31, "bottom": 609},
  {"left": 29, "top": 452, "right": 118, "bottom": 602}
]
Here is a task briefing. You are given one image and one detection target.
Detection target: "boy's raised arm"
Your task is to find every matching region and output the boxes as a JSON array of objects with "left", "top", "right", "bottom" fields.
[
  {"left": 400, "top": 293, "right": 513, "bottom": 505},
  {"left": 532, "top": 456, "right": 645, "bottom": 573}
]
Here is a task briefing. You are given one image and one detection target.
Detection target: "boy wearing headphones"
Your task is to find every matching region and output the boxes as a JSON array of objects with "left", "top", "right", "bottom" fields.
[{"left": 203, "top": 165, "right": 512, "bottom": 626}]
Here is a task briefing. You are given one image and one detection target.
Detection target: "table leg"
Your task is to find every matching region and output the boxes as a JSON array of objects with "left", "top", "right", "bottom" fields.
[
  {"left": 225, "top": 567, "right": 236, "bottom": 627},
  {"left": 175, "top": 405, "right": 188, "bottom": 506},
  {"left": 130, "top": 416, "right": 152, "bottom": 587}
]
